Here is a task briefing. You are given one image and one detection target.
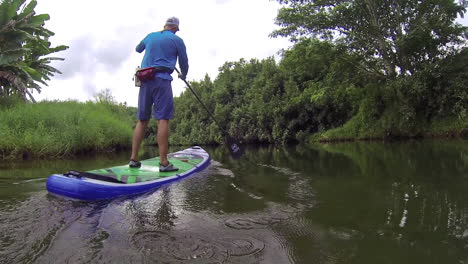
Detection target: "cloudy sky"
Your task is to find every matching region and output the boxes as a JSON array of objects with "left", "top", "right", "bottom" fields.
[
  {"left": 34, "top": 0, "right": 291, "bottom": 106},
  {"left": 34, "top": 1, "right": 467, "bottom": 107}
]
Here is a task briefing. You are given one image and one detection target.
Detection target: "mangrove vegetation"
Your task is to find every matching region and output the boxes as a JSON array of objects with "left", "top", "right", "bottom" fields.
[
  {"left": 169, "top": 0, "right": 468, "bottom": 144},
  {"left": 0, "top": 0, "right": 467, "bottom": 160}
]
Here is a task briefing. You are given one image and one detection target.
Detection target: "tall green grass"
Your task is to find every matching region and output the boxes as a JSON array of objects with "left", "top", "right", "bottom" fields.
[{"left": 0, "top": 100, "right": 135, "bottom": 160}]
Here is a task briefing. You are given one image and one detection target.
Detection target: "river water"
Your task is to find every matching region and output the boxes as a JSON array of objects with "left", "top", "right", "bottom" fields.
[{"left": 0, "top": 140, "right": 467, "bottom": 264}]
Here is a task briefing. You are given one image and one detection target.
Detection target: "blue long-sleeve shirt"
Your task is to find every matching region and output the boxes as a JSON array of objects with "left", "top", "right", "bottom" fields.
[{"left": 136, "top": 30, "right": 188, "bottom": 81}]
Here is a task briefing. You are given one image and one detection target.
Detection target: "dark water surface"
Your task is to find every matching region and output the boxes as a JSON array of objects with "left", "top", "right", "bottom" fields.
[{"left": 0, "top": 140, "right": 467, "bottom": 264}]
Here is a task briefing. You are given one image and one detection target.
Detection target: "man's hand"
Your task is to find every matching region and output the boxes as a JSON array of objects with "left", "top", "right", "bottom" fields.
[{"left": 178, "top": 73, "right": 186, "bottom": 80}]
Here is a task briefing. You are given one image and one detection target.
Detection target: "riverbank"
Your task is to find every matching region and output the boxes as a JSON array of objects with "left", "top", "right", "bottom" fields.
[
  {"left": 1, "top": 98, "right": 466, "bottom": 161},
  {"left": 0, "top": 100, "right": 135, "bottom": 160},
  {"left": 309, "top": 110, "right": 468, "bottom": 143}
]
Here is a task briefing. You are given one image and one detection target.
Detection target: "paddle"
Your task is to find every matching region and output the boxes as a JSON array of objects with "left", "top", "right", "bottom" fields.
[{"left": 175, "top": 68, "right": 244, "bottom": 158}]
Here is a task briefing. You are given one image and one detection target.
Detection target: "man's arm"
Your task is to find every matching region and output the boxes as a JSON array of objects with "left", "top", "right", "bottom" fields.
[
  {"left": 136, "top": 41, "right": 145, "bottom": 53},
  {"left": 176, "top": 39, "right": 189, "bottom": 78},
  {"left": 136, "top": 34, "right": 150, "bottom": 53}
]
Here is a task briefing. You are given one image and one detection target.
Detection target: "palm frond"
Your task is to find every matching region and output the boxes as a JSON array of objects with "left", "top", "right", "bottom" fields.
[
  {"left": 17, "top": 0, "right": 36, "bottom": 20},
  {"left": 0, "top": 0, "right": 26, "bottom": 27},
  {"left": 0, "top": 0, "right": 68, "bottom": 102},
  {"left": 0, "top": 47, "right": 30, "bottom": 65}
]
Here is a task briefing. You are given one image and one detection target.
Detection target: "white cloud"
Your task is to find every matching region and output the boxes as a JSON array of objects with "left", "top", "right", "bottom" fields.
[{"left": 34, "top": 0, "right": 291, "bottom": 106}]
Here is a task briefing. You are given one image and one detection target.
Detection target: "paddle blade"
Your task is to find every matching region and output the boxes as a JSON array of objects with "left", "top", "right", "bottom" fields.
[{"left": 225, "top": 137, "right": 244, "bottom": 159}]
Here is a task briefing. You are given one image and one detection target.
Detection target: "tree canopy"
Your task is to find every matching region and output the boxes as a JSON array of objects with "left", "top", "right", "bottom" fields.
[
  {"left": 0, "top": 0, "right": 68, "bottom": 102},
  {"left": 271, "top": 0, "right": 468, "bottom": 79},
  {"left": 169, "top": 0, "right": 468, "bottom": 144}
]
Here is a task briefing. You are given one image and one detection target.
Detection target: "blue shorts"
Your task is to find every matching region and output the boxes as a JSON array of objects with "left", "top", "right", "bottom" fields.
[{"left": 137, "top": 77, "right": 174, "bottom": 120}]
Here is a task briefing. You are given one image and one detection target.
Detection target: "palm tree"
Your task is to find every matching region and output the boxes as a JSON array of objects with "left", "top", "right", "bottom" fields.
[{"left": 0, "top": 0, "right": 68, "bottom": 102}]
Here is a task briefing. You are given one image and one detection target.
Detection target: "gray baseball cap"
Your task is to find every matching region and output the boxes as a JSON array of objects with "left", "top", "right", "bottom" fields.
[{"left": 166, "top": 17, "right": 180, "bottom": 28}]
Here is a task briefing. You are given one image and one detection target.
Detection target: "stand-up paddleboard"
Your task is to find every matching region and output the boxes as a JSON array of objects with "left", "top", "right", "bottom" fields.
[{"left": 46, "top": 146, "right": 210, "bottom": 201}]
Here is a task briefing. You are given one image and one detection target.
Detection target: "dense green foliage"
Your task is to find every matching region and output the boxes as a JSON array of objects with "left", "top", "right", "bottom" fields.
[
  {"left": 170, "top": 38, "right": 467, "bottom": 144},
  {"left": 272, "top": 0, "right": 468, "bottom": 79},
  {"left": 0, "top": 100, "right": 134, "bottom": 159},
  {"left": 0, "top": 0, "right": 68, "bottom": 102},
  {"left": 315, "top": 45, "right": 468, "bottom": 141},
  {"left": 168, "top": 0, "right": 467, "bottom": 145}
]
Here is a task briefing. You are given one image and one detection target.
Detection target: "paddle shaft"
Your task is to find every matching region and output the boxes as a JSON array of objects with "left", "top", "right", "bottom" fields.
[
  {"left": 175, "top": 68, "right": 227, "bottom": 137},
  {"left": 175, "top": 68, "right": 244, "bottom": 158}
]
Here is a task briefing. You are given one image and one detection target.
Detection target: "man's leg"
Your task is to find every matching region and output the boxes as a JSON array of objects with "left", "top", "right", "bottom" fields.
[
  {"left": 130, "top": 120, "right": 148, "bottom": 161},
  {"left": 157, "top": 119, "right": 170, "bottom": 166}
]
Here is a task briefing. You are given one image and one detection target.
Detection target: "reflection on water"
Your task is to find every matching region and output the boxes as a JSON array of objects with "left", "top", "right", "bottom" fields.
[{"left": 0, "top": 140, "right": 467, "bottom": 263}]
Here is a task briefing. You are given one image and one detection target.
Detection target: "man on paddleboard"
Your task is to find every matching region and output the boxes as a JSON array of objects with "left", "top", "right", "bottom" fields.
[{"left": 130, "top": 16, "right": 189, "bottom": 172}]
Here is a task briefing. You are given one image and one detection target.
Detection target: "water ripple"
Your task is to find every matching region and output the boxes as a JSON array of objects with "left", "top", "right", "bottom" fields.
[
  {"left": 258, "top": 164, "right": 301, "bottom": 177},
  {"left": 218, "top": 236, "right": 265, "bottom": 257},
  {"left": 225, "top": 217, "right": 274, "bottom": 230},
  {"left": 132, "top": 230, "right": 267, "bottom": 263},
  {"left": 210, "top": 160, "right": 235, "bottom": 178},
  {"left": 132, "top": 231, "right": 228, "bottom": 263},
  {"left": 0, "top": 195, "right": 84, "bottom": 263}
]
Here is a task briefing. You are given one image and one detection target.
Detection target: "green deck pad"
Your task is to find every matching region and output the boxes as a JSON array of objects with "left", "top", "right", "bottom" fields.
[{"left": 87, "top": 155, "right": 203, "bottom": 184}]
